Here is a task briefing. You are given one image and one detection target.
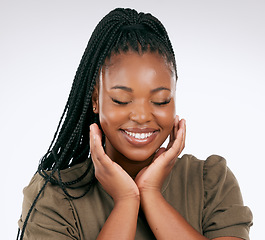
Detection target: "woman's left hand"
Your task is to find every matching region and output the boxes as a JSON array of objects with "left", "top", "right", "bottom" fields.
[{"left": 135, "top": 116, "right": 186, "bottom": 193}]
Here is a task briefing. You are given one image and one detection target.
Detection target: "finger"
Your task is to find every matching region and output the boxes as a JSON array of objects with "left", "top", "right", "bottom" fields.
[
  {"left": 90, "top": 124, "right": 110, "bottom": 165},
  {"left": 164, "top": 120, "right": 185, "bottom": 160},
  {"left": 174, "top": 119, "right": 186, "bottom": 155},
  {"left": 174, "top": 115, "right": 180, "bottom": 140},
  {"left": 167, "top": 115, "right": 179, "bottom": 150},
  {"left": 179, "top": 119, "right": 186, "bottom": 153},
  {"left": 94, "top": 123, "right": 103, "bottom": 142},
  {"left": 90, "top": 123, "right": 102, "bottom": 145},
  {"left": 89, "top": 124, "right": 100, "bottom": 167},
  {"left": 167, "top": 130, "right": 174, "bottom": 150}
]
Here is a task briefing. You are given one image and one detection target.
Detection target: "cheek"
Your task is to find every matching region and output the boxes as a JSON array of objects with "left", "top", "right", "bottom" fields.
[
  {"left": 154, "top": 104, "right": 176, "bottom": 130},
  {"left": 99, "top": 97, "right": 128, "bottom": 129}
]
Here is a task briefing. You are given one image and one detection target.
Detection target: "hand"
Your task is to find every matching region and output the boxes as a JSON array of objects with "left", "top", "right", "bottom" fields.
[
  {"left": 135, "top": 116, "right": 186, "bottom": 193},
  {"left": 90, "top": 124, "right": 140, "bottom": 203}
]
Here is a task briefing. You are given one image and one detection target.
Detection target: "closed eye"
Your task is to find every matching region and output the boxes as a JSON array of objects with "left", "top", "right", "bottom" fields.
[
  {"left": 152, "top": 99, "right": 171, "bottom": 106},
  {"left": 111, "top": 98, "right": 131, "bottom": 105}
]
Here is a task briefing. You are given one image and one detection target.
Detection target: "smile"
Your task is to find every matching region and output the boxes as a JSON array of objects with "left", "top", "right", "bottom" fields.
[
  {"left": 124, "top": 130, "right": 153, "bottom": 139},
  {"left": 121, "top": 128, "right": 159, "bottom": 146}
]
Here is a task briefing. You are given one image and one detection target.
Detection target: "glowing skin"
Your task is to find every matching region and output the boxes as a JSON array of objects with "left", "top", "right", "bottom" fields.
[
  {"left": 92, "top": 51, "right": 176, "bottom": 176},
  {"left": 89, "top": 49, "right": 238, "bottom": 240}
]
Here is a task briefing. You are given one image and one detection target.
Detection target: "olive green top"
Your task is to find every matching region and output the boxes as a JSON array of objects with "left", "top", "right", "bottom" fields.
[{"left": 18, "top": 154, "right": 252, "bottom": 239}]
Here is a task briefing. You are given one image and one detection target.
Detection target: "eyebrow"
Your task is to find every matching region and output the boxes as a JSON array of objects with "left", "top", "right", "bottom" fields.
[
  {"left": 111, "top": 85, "right": 171, "bottom": 93},
  {"left": 150, "top": 87, "right": 171, "bottom": 93},
  {"left": 111, "top": 85, "right": 133, "bottom": 92}
]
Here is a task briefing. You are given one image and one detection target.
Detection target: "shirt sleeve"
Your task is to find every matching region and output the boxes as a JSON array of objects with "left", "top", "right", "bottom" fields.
[
  {"left": 18, "top": 174, "right": 80, "bottom": 240},
  {"left": 202, "top": 155, "right": 253, "bottom": 240}
]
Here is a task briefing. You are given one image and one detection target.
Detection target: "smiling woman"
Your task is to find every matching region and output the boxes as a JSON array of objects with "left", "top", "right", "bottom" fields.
[
  {"left": 17, "top": 7, "right": 252, "bottom": 240},
  {"left": 93, "top": 52, "right": 176, "bottom": 167}
]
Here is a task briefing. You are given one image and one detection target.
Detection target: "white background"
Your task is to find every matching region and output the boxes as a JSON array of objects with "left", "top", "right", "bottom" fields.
[{"left": 1, "top": 0, "right": 264, "bottom": 239}]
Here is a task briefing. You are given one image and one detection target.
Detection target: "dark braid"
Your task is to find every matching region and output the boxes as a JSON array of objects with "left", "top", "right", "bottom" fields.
[{"left": 18, "top": 7, "right": 177, "bottom": 239}]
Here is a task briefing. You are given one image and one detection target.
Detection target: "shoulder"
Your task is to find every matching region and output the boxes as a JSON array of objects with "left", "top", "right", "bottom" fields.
[
  {"left": 199, "top": 155, "right": 253, "bottom": 240},
  {"left": 168, "top": 153, "right": 241, "bottom": 206},
  {"left": 176, "top": 153, "right": 226, "bottom": 168},
  {"left": 22, "top": 171, "right": 63, "bottom": 206},
  {"left": 175, "top": 153, "right": 227, "bottom": 173},
  {"left": 23, "top": 158, "right": 93, "bottom": 208},
  {"left": 173, "top": 154, "right": 238, "bottom": 195},
  {"left": 203, "top": 154, "right": 227, "bottom": 176},
  {"left": 170, "top": 154, "right": 252, "bottom": 239},
  {"left": 202, "top": 154, "right": 238, "bottom": 194},
  {"left": 19, "top": 160, "right": 92, "bottom": 239},
  {"left": 172, "top": 154, "right": 227, "bottom": 178},
  {"left": 163, "top": 154, "right": 229, "bottom": 231},
  {"left": 21, "top": 171, "right": 72, "bottom": 226}
]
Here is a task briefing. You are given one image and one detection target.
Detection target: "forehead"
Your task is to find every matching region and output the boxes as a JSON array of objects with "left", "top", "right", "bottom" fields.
[{"left": 100, "top": 51, "right": 176, "bottom": 88}]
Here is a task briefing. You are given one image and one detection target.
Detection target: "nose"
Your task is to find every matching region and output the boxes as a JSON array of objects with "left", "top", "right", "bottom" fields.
[{"left": 129, "top": 101, "right": 152, "bottom": 124}]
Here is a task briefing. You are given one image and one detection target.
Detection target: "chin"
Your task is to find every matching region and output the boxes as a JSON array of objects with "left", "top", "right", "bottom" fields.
[{"left": 121, "top": 149, "right": 156, "bottom": 162}]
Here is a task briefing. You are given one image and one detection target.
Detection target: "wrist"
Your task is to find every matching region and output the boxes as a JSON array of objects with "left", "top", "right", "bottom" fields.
[
  {"left": 140, "top": 190, "right": 164, "bottom": 213},
  {"left": 114, "top": 194, "right": 140, "bottom": 206},
  {"left": 138, "top": 185, "right": 161, "bottom": 196},
  {"left": 140, "top": 188, "right": 163, "bottom": 204}
]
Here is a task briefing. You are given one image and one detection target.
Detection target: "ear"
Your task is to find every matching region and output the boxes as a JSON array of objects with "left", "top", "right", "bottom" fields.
[{"left": 92, "top": 83, "right": 99, "bottom": 114}]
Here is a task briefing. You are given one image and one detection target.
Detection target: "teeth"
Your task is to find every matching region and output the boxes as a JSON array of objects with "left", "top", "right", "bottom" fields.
[{"left": 124, "top": 130, "right": 153, "bottom": 139}]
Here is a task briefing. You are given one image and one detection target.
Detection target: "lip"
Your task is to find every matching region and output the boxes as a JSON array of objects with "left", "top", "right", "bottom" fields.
[
  {"left": 120, "top": 128, "right": 159, "bottom": 146},
  {"left": 122, "top": 128, "right": 158, "bottom": 133}
]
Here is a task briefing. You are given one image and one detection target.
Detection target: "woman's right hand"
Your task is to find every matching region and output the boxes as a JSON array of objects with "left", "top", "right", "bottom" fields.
[{"left": 90, "top": 123, "right": 140, "bottom": 203}]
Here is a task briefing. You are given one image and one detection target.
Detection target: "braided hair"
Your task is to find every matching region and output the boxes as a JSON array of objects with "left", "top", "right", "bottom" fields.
[{"left": 18, "top": 7, "right": 177, "bottom": 239}]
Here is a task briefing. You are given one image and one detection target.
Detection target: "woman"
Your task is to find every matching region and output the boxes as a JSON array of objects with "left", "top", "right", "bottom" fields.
[{"left": 18, "top": 8, "right": 252, "bottom": 240}]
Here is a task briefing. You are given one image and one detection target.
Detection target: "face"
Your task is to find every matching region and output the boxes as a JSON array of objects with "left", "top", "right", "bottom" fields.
[{"left": 93, "top": 51, "right": 176, "bottom": 162}]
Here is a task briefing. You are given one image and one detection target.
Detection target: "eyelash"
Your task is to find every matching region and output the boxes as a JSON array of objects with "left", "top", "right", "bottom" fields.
[
  {"left": 111, "top": 98, "right": 131, "bottom": 105},
  {"left": 111, "top": 98, "right": 171, "bottom": 106},
  {"left": 152, "top": 99, "right": 171, "bottom": 105}
]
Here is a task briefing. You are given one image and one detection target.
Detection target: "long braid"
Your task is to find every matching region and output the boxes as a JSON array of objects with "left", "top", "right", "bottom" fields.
[
  {"left": 49, "top": 21, "right": 124, "bottom": 168},
  {"left": 18, "top": 8, "right": 177, "bottom": 239},
  {"left": 40, "top": 19, "right": 126, "bottom": 197}
]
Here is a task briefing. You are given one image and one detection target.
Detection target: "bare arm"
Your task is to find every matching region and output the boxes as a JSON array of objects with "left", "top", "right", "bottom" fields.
[
  {"left": 96, "top": 198, "right": 139, "bottom": 240},
  {"left": 90, "top": 124, "right": 140, "bottom": 240},
  {"left": 141, "top": 191, "right": 243, "bottom": 240},
  {"left": 141, "top": 190, "right": 208, "bottom": 240}
]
